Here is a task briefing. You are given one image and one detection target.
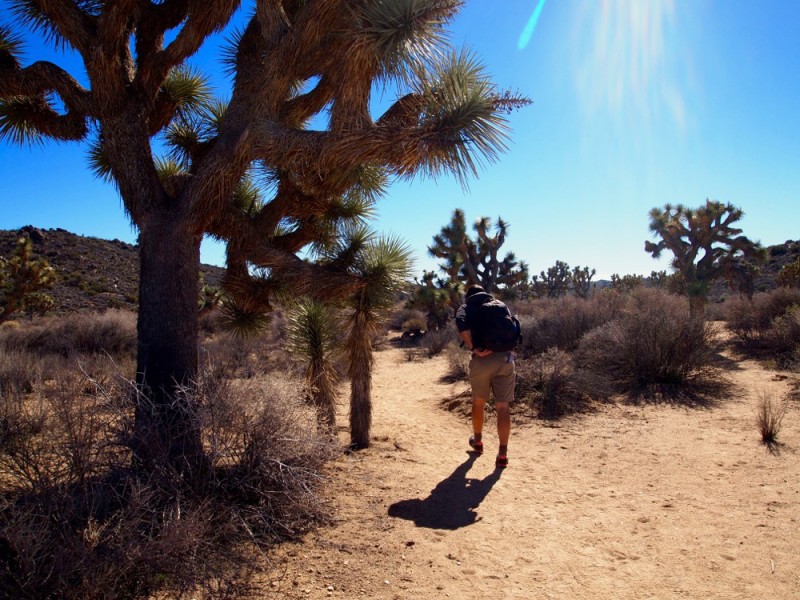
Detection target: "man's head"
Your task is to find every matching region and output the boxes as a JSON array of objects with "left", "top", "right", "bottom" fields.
[{"left": 465, "top": 284, "right": 485, "bottom": 299}]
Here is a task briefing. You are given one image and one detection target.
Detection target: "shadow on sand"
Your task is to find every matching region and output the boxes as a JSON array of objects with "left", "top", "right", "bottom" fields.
[{"left": 387, "top": 453, "right": 502, "bottom": 530}]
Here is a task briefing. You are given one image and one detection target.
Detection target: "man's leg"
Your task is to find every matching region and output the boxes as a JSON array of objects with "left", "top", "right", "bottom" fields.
[
  {"left": 492, "top": 357, "right": 515, "bottom": 466},
  {"left": 495, "top": 400, "right": 510, "bottom": 452},
  {"left": 468, "top": 356, "right": 491, "bottom": 452},
  {"left": 472, "top": 395, "right": 487, "bottom": 440}
]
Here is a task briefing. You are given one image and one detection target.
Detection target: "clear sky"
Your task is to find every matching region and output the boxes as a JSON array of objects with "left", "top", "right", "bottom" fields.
[{"left": 1, "top": 0, "right": 798, "bottom": 280}]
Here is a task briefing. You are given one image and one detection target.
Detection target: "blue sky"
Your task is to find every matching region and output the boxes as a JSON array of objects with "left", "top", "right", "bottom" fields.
[{"left": 1, "top": 0, "right": 798, "bottom": 280}]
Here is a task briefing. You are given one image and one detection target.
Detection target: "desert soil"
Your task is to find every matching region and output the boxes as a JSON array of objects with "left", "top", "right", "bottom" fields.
[{"left": 262, "top": 337, "right": 800, "bottom": 600}]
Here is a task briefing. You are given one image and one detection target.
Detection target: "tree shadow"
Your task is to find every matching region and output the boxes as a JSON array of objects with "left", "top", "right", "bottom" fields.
[{"left": 387, "top": 453, "right": 502, "bottom": 530}]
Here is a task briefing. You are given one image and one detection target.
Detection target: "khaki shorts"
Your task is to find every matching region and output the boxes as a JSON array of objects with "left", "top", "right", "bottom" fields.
[{"left": 469, "top": 352, "right": 516, "bottom": 404}]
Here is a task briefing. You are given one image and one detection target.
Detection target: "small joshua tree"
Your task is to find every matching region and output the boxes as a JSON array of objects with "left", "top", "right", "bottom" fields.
[
  {"left": 777, "top": 257, "right": 800, "bottom": 288},
  {"left": 428, "top": 208, "right": 528, "bottom": 296},
  {"left": 645, "top": 200, "right": 765, "bottom": 316},
  {"left": 610, "top": 273, "right": 644, "bottom": 294},
  {"left": 339, "top": 233, "right": 413, "bottom": 449},
  {"left": 571, "top": 265, "right": 596, "bottom": 299},
  {"left": 532, "top": 260, "right": 571, "bottom": 298},
  {"left": 286, "top": 298, "right": 341, "bottom": 431},
  {"left": 0, "top": 235, "right": 56, "bottom": 324},
  {"left": 407, "top": 271, "right": 453, "bottom": 330}
]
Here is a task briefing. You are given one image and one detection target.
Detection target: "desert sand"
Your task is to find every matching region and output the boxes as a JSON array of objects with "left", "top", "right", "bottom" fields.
[{"left": 263, "top": 337, "right": 799, "bottom": 599}]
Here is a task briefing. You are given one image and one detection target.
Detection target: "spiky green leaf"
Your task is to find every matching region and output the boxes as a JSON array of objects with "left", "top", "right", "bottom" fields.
[
  {"left": 412, "top": 49, "right": 511, "bottom": 185},
  {"left": 0, "top": 97, "right": 45, "bottom": 145},
  {"left": 161, "top": 67, "right": 213, "bottom": 117},
  {"left": 87, "top": 136, "right": 115, "bottom": 183},
  {"left": 361, "top": 0, "right": 461, "bottom": 84},
  {"left": 217, "top": 296, "right": 271, "bottom": 339}
]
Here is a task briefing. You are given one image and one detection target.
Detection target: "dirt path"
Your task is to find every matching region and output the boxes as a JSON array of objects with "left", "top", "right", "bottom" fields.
[{"left": 264, "top": 338, "right": 800, "bottom": 599}]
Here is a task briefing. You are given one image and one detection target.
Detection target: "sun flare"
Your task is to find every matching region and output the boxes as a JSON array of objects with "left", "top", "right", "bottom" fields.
[{"left": 575, "top": 0, "right": 686, "bottom": 131}]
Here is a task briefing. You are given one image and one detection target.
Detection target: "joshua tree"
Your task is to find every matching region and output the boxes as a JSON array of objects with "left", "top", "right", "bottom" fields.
[
  {"left": 338, "top": 232, "right": 412, "bottom": 449},
  {"left": 0, "top": 235, "right": 56, "bottom": 324},
  {"left": 778, "top": 257, "right": 800, "bottom": 288},
  {"left": 1, "top": 2, "right": 527, "bottom": 471},
  {"left": 286, "top": 298, "right": 341, "bottom": 431},
  {"left": 429, "top": 208, "right": 529, "bottom": 297},
  {"left": 571, "top": 265, "right": 596, "bottom": 299},
  {"left": 610, "top": 273, "right": 644, "bottom": 293},
  {"left": 645, "top": 201, "right": 764, "bottom": 315},
  {"left": 407, "top": 270, "right": 453, "bottom": 330},
  {"left": 532, "top": 260, "right": 571, "bottom": 298}
]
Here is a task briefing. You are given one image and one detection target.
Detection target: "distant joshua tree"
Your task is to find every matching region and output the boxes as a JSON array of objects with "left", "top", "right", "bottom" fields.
[
  {"left": 429, "top": 208, "right": 529, "bottom": 297},
  {"left": 571, "top": 265, "right": 596, "bottom": 299},
  {"left": 777, "top": 257, "right": 800, "bottom": 288},
  {"left": 0, "top": 235, "right": 56, "bottom": 324},
  {"left": 610, "top": 273, "right": 644, "bottom": 294},
  {"left": 407, "top": 271, "right": 453, "bottom": 330},
  {"left": 532, "top": 260, "right": 571, "bottom": 298},
  {"left": 645, "top": 200, "right": 765, "bottom": 315}
]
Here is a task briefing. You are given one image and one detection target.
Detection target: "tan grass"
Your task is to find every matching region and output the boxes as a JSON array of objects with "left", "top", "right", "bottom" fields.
[{"left": 755, "top": 388, "right": 788, "bottom": 446}]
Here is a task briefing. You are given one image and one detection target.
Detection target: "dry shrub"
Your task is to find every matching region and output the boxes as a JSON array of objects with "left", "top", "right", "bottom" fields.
[
  {"left": 0, "top": 389, "right": 47, "bottom": 455},
  {"left": 726, "top": 289, "right": 800, "bottom": 368},
  {"left": 726, "top": 289, "right": 795, "bottom": 335},
  {"left": 0, "top": 366, "right": 338, "bottom": 599},
  {"left": 421, "top": 327, "right": 457, "bottom": 357},
  {"left": 768, "top": 308, "right": 800, "bottom": 368},
  {"left": 0, "top": 349, "right": 42, "bottom": 396},
  {"left": 0, "top": 310, "right": 136, "bottom": 358},
  {"left": 518, "top": 291, "right": 627, "bottom": 356},
  {"left": 755, "top": 388, "right": 788, "bottom": 447},
  {"left": 515, "top": 348, "right": 585, "bottom": 418},
  {"left": 391, "top": 307, "right": 426, "bottom": 331},
  {"left": 445, "top": 345, "right": 470, "bottom": 382},
  {"left": 401, "top": 314, "right": 427, "bottom": 334},
  {"left": 202, "top": 332, "right": 295, "bottom": 379},
  {"left": 725, "top": 288, "right": 800, "bottom": 342},
  {"left": 575, "top": 288, "right": 720, "bottom": 402}
]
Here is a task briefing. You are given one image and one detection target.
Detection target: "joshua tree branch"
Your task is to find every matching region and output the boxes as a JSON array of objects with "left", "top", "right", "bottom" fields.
[
  {"left": 135, "top": 0, "right": 191, "bottom": 63},
  {"left": 1, "top": 60, "right": 93, "bottom": 115},
  {"left": 30, "top": 0, "right": 95, "bottom": 55},
  {"left": 162, "top": 0, "right": 240, "bottom": 68}
]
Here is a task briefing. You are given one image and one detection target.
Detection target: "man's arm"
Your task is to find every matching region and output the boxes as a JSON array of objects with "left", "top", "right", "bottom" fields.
[
  {"left": 459, "top": 329, "right": 473, "bottom": 350},
  {"left": 459, "top": 329, "right": 492, "bottom": 357}
]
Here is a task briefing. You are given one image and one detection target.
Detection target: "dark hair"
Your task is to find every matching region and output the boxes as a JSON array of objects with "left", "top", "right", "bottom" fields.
[{"left": 465, "top": 284, "right": 485, "bottom": 298}]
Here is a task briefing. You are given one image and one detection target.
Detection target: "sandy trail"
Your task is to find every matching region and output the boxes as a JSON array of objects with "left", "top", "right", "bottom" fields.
[{"left": 264, "top": 338, "right": 800, "bottom": 599}]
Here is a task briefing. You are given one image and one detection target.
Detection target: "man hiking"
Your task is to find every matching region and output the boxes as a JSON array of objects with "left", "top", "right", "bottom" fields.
[{"left": 455, "top": 284, "right": 519, "bottom": 468}]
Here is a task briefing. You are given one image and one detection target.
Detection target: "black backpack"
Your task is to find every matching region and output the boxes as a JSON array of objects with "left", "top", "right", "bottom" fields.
[{"left": 472, "top": 298, "right": 522, "bottom": 352}]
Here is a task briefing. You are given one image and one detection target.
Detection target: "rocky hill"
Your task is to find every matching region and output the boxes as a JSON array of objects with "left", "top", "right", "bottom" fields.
[
  {"left": 710, "top": 238, "right": 800, "bottom": 300},
  {"left": 0, "top": 226, "right": 225, "bottom": 314}
]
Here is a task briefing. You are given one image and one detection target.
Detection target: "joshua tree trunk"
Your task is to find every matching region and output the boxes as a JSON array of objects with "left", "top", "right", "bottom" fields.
[
  {"left": 348, "top": 311, "right": 373, "bottom": 450},
  {"left": 688, "top": 293, "right": 706, "bottom": 318},
  {"left": 133, "top": 212, "right": 204, "bottom": 474},
  {"left": 309, "top": 361, "right": 337, "bottom": 432}
]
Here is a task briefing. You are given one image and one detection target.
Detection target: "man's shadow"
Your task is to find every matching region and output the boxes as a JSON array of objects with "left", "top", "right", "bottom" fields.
[{"left": 388, "top": 453, "right": 503, "bottom": 530}]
